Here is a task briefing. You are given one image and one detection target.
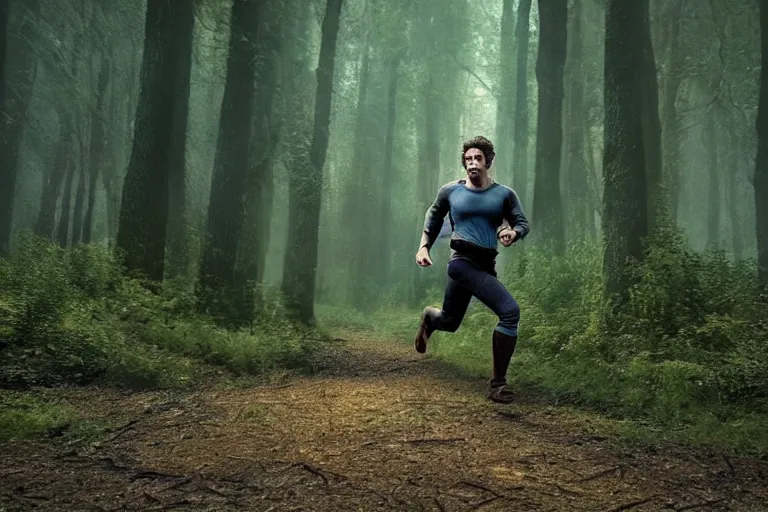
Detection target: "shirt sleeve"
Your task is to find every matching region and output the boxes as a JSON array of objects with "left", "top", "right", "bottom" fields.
[
  {"left": 503, "top": 188, "right": 529, "bottom": 240},
  {"left": 422, "top": 183, "right": 453, "bottom": 249}
]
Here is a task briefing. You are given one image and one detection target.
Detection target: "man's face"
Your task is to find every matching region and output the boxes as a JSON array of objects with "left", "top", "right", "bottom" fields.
[{"left": 463, "top": 148, "right": 488, "bottom": 180}]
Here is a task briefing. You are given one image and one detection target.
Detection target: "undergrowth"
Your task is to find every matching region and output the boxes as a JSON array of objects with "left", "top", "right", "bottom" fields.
[{"left": 0, "top": 232, "right": 322, "bottom": 394}]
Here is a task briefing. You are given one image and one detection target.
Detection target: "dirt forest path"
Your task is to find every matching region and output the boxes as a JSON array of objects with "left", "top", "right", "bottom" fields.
[{"left": 2, "top": 330, "right": 767, "bottom": 511}]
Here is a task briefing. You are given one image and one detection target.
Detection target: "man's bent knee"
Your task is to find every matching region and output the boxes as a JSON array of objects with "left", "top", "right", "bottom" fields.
[{"left": 498, "top": 299, "right": 520, "bottom": 330}]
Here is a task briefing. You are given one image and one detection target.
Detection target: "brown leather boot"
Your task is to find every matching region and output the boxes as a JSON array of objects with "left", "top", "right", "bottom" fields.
[
  {"left": 414, "top": 307, "right": 440, "bottom": 353},
  {"left": 488, "top": 330, "right": 518, "bottom": 403}
]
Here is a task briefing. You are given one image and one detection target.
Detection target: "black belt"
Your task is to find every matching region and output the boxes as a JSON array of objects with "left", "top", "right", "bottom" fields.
[{"left": 450, "top": 239, "right": 498, "bottom": 275}]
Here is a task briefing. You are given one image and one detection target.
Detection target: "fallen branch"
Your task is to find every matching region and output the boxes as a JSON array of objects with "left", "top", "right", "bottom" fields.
[
  {"left": 723, "top": 456, "right": 736, "bottom": 477},
  {"left": 163, "top": 476, "right": 194, "bottom": 491},
  {"left": 131, "top": 470, "right": 185, "bottom": 481},
  {"left": 105, "top": 419, "right": 139, "bottom": 442},
  {"left": 226, "top": 455, "right": 259, "bottom": 462},
  {"left": 677, "top": 498, "right": 725, "bottom": 511},
  {"left": 552, "top": 483, "right": 582, "bottom": 497},
  {"left": 200, "top": 484, "right": 229, "bottom": 498},
  {"left": 284, "top": 462, "right": 334, "bottom": 485},
  {"left": 607, "top": 497, "right": 654, "bottom": 511},
  {"left": 575, "top": 466, "right": 621, "bottom": 483},
  {"left": 148, "top": 499, "right": 190, "bottom": 510},
  {"left": 406, "top": 437, "right": 466, "bottom": 445},
  {"left": 143, "top": 492, "right": 161, "bottom": 503},
  {"left": 456, "top": 481, "right": 503, "bottom": 497},
  {"left": 561, "top": 466, "right": 585, "bottom": 480},
  {"left": 470, "top": 496, "right": 501, "bottom": 510}
]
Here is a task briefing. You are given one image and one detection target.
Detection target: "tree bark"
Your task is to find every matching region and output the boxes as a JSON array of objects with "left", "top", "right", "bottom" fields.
[
  {"left": 116, "top": 0, "right": 195, "bottom": 281},
  {"left": 242, "top": 0, "right": 283, "bottom": 293},
  {"left": 640, "top": 0, "right": 664, "bottom": 230},
  {"left": 494, "top": 0, "right": 516, "bottom": 185},
  {"left": 602, "top": 0, "right": 649, "bottom": 300},
  {"left": 532, "top": 0, "right": 567, "bottom": 255},
  {"left": 36, "top": 119, "right": 70, "bottom": 239},
  {"left": 56, "top": 157, "right": 76, "bottom": 247},
  {"left": 755, "top": 0, "right": 768, "bottom": 287},
  {"left": 660, "top": 1, "right": 683, "bottom": 224},
  {"left": 511, "top": 0, "right": 533, "bottom": 207},
  {"left": 83, "top": 58, "right": 111, "bottom": 244},
  {"left": 378, "top": 54, "right": 400, "bottom": 287},
  {"left": 706, "top": 116, "right": 720, "bottom": 250},
  {"left": 165, "top": 2, "right": 196, "bottom": 280},
  {"left": 344, "top": 19, "right": 372, "bottom": 306},
  {"left": 198, "top": 0, "right": 262, "bottom": 324},
  {"left": 71, "top": 149, "right": 87, "bottom": 243},
  {"left": 564, "top": 0, "right": 591, "bottom": 240},
  {"left": 0, "top": 1, "right": 39, "bottom": 254},
  {"left": 414, "top": 70, "right": 442, "bottom": 305},
  {"left": 282, "top": 0, "right": 344, "bottom": 324}
]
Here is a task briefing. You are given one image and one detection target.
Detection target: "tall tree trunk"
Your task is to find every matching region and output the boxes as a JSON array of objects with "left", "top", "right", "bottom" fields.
[
  {"left": 242, "top": 0, "right": 283, "bottom": 292},
  {"left": 512, "top": 0, "right": 531, "bottom": 208},
  {"left": 71, "top": 153, "right": 87, "bottom": 243},
  {"left": 706, "top": 117, "right": 720, "bottom": 250},
  {"left": 414, "top": 70, "right": 442, "bottom": 305},
  {"left": 36, "top": 120, "right": 70, "bottom": 239},
  {"left": 282, "top": 0, "right": 343, "bottom": 324},
  {"left": 564, "top": 0, "right": 591, "bottom": 240},
  {"left": 660, "top": 2, "right": 683, "bottom": 224},
  {"left": 83, "top": 58, "right": 111, "bottom": 244},
  {"left": 602, "top": 0, "right": 649, "bottom": 300},
  {"left": 116, "top": 0, "right": 194, "bottom": 281},
  {"left": 728, "top": 120, "right": 744, "bottom": 260},
  {"left": 56, "top": 157, "right": 76, "bottom": 247},
  {"left": 511, "top": 0, "right": 533, "bottom": 207},
  {"left": 0, "top": 1, "right": 7, "bottom": 100},
  {"left": 0, "top": 1, "right": 39, "bottom": 254},
  {"left": 165, "top": 3, "right": 196, "bottom": 280},
  {"left": 641, "top": 0, "right": 664, "bottom": 230},
  {"left": 378, "top": 54, "right": 400, "bottom": 287},
  {"left": 532, "top": 0, "right": 567, "bottom": 255},
  {"left": 198, "top": 0, "right": 261, "bottom": 324},
  {"left": 345, "top": 19, "right": 371, "bottom": 306},
  {"left": 755, "top": 0, "right": 768, "bottom": 287},
  {"left": 495, "top": 0, "right": 515, "bottom": 185}
]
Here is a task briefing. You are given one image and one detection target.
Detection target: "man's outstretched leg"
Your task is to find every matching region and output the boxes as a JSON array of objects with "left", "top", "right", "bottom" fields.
[
  {"left": 414, "top": 277, "right": 472, "bottom": 353},
  {"left": 444, "top": 259, "right": 521, "bottom": 403}
]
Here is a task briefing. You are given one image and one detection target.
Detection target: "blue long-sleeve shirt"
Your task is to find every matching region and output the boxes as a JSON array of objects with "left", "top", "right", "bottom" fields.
[{"left": 422, "top": 179, "right": 529, "bottom": 251}]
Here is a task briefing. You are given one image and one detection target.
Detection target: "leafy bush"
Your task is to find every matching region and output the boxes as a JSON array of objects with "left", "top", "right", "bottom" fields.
[{"left": 0, "top": 232, "right": 319, "bottom": 390}]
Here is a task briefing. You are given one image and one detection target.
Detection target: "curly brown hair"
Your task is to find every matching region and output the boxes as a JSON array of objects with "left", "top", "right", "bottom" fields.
[{"left": 460, "top": 135, "right": 496, "bottom": 169}]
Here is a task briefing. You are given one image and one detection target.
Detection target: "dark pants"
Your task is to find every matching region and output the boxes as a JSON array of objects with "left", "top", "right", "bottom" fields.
[{"left": 427, "top": 258, "right": 520, "bottom": 337}]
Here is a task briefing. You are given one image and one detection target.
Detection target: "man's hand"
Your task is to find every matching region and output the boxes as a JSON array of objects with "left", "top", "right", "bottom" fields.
[
  {"left": 498, "top": 227, "right": 517, "bottom": 247},
  {"left": 416, "top": 246, "right": 433, "bottom": 267}
]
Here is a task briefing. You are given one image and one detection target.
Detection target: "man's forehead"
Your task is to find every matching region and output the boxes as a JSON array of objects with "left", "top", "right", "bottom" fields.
[{"left": 464, "top": 148, "right": 483, "bottom": 156}]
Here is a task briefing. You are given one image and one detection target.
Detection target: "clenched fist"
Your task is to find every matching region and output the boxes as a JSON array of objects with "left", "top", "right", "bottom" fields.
[
  {"left": 498, "top": 227, "right": 517, "bottom": 247},
  {"left": 416, "top": 246, "right": 433, "bottom": 267}
]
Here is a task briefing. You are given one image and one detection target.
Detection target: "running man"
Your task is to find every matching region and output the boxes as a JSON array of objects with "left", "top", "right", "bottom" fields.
[{"left": 414, "top": 136, "right": 529, "bottom": 404}]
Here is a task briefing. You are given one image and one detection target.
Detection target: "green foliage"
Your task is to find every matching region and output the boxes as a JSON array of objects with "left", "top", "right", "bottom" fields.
[
  {"left": 417, "top": 232, "right": 768, "bottom": 455},
  {"left": 0, "top": 391, "right": 74, "bottom": 442},
  {"left": 0, "top": 232, "right": 319, "bottom": 391}
]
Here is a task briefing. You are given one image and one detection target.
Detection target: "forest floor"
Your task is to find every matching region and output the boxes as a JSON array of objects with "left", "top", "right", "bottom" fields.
[{"left": 1, "top": 329, "right": 767, "bottom": 511}]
